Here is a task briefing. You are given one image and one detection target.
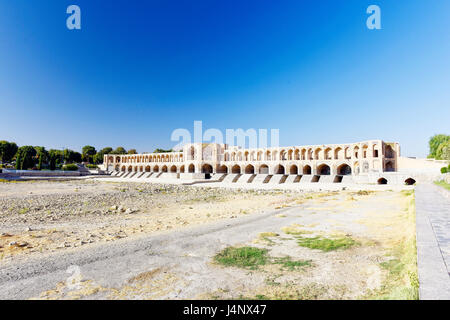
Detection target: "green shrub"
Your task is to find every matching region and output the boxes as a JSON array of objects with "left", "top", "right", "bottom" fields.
[
  {"left": 86, "top": 164, "right": 98, "bottom": 169},
  {"left": 62, "top": 164, "right": 78, "bottom": 171},
  {"left": 441, "top": 167, "right": 448, "bottom": 174}
]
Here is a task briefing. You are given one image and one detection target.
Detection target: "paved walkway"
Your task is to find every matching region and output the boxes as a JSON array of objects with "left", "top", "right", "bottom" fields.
[{"left": 415, "top": 183, "right": 450, "bottom": 300}]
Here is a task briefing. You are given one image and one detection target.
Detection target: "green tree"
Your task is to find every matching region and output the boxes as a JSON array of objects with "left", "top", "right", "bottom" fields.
[
  {"left": 428, "top": 134, "right": 450, "bottom": 159},
  {"left": 127, "top": 149, "right": 137, "bottom": 154},
  {"left": 0, "top": 140, "right": 18, "bottom": 163},
  {"left": 100, "top": 147, "right": 113, "bottom": 155},
  {"left": 93, "top": 153, "right": 103, "bottom": 164},
  {"left": 93, "top": 147, "right": 113, "bottom": 164},
  {"left": 82, "top": 145, "right": 97, "bottom": 163},
  {"left": 436, "top": 141, "right": 450, "bottom": 160},
  {"left": 15, "top": 146, "right": 37, "bottom": 170},
  {"left": 63, "top": 149, "right": 81, "bottom": 163},
  {"left": 34, "top": 146, "right": 49, "bottom": 170},
  {"left": 111, "top": 147, "right": 127, "bottom": 155},
  {"left": 49, "top": 149, "right": 63, "bottom": 170}
]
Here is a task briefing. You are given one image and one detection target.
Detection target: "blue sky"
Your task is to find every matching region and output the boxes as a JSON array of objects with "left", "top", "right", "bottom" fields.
[{"left": 0, "top": 1, "right": 449, "bottom": 157}]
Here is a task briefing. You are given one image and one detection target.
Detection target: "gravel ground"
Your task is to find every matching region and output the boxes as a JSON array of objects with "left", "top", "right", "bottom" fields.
[{"left": 0, "top": 180, "right": 415, "bottom": 300}]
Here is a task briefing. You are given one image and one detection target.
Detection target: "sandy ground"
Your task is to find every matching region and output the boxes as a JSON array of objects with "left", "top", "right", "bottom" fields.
[{"left": 0, "top": 180, "right": 416, "bottom": 299}]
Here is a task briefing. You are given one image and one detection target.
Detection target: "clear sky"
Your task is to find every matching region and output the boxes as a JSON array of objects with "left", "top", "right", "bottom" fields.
[{"left": 0, "top": 1, "right": 449, "bottom": 157}]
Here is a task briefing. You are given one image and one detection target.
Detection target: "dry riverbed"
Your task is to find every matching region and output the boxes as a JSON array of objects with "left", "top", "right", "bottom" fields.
[
  {"left": 0, "top": 180, "right": 418, "bottom": 300},
  {"left": 0, "top": 180, "right": 300, "bottom": 261}
]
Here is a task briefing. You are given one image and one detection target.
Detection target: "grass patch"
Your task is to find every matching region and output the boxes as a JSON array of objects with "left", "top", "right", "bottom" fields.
[
  {"left": 434, "top": 180, "right": 450, "bottom": 191},
  {"left": 214, "top": 246, "right": 269, "bottom": 269},
  {"left": 214, "top": 246, "right": 313, "bottom": 271},
  {"left": 296, "top": 235, "right": 357, "bottom": 252},
  {"left": 273, "top": 256, "right": 312, "bottom": 271}
]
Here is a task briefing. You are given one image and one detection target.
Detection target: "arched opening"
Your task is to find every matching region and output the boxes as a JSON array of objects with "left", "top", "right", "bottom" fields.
[
  {"left": 303, "top": 165, "right": 312, "bottom": 175},
  {"left": 170, "top": 165, "right": 177, "bottom": 173},
  {"left": 378, "top": 178, "right": 388, "bottom": 185},
  {"left": 202, "top": 164, "right": 213, "bottom": 174},
  {"left": 385, "top": 145, "right": 394, "bottom": 158},
  {"left": 202, "top": 164, "right": 213, "bottom": 179},
  {"left": 180, "top": 165, "right": 185, "bottom": 173},
  {"left": 231, "top": 165, "right": 241, "bottom": 174},
  {"left": 334, "top": 147, "right": 343, "bottom": 160},
  {"left": 153, "top": 165, "right": 159, "bottom": 172},
  {"left": 337, "top": 164, "right": 352, "bottom": 175},
  {"left": 162, "top": 165, "right": 168, "bottom": 172},
  {"left": 314, "top": 148, "right": 322, "bottom": 160},
  {"left": 274, "top": 165, "right": 285, "bottom": 174},
  {"left": 245, "top": 164, "right": 255, "bottom": 174},
  {"left": 121, "top": 166, "right": 126, "bottom": 172},
  {"left": 385, "top": 161, "right": 395, "bottom": 172},
  {"left": 217, "top": 165, "right": 228, "bottom": 174},
  {"left": 188, "top": 164, "right": 195, "bottom": 173},
  {"left": 317, "top": 164, "right": 330, "bottom": 175},
  {"left": 128, "top": 166, "right": 133, "bottom": 172},
  {"left": 362, "top": 145, "right": 368, "bottom": 158},
  {"left": 289, "top": 165, "right": 298, "bottom": 175},
  {"left": 259, "top": 164, "right": 269, "bottom": 174},
  {"left": 324, "top": 148, "right": 332, "bottom": 160},
  {"left": 344, "top": 147, "right": 351, "bottom": 159},
  {"left": 353, "top": 146, "right": 359, "bottom": 159},
  {"left": 115, "top": 164, "right": 120, "bottom": 171},
  {"left": 145, "top": 166, "right": 150, "bottom": 172},
  {"left": 405, "top": 178, "right": 416, "bottom": 185},
  {"left": 257, "top": 151, "right": 262, "bottom": 161},
  {"left": 373, "top": 144, "right": 379, "bottom": 158}
]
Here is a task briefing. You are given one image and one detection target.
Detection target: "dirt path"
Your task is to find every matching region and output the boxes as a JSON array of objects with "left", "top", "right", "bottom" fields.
[{"left": 0, "top": 188, "right": 416, "bottom": 300}]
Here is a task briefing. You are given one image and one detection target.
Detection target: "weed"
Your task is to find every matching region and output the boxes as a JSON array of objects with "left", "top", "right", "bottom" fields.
[
  {"left": 273, "top": 256, "right": 312, "bottom": 271},
  {"left": 214, "top": 247, "right": 269, "bottom": 269},
  {"left": 296, "top": 235, "right": 357, "bottom": 252}
]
